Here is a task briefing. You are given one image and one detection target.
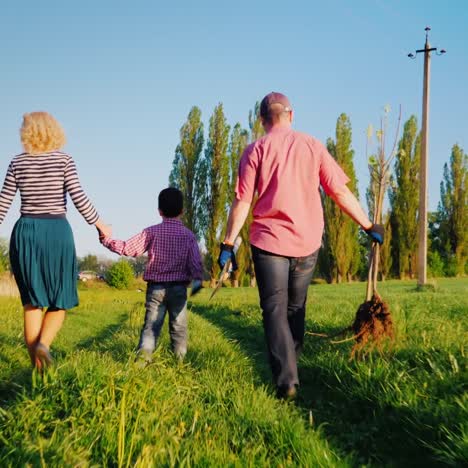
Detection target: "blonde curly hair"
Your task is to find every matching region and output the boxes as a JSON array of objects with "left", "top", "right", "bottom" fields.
[{"left": 20, "top": 112, "right": 66, "bottom": 154}]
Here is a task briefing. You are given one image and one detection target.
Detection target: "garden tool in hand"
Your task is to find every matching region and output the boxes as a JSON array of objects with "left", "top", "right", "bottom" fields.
[{"left": 210, "top": 237, "right": 242, "bottom": 300}]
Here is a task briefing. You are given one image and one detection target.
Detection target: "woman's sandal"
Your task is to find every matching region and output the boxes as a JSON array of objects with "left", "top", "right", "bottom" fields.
[{"left": 35, "top": 343, "right": 53, "bottom": 368}]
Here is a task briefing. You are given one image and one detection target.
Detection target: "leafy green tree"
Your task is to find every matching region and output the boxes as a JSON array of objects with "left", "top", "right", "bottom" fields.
[
  {"left": 366, "top": 169, "right": 392, "bottom": 281},
  {"left": 129, "top": 255, "right": 148, "bottom": 277},
  {"left": 106, "top": 260, "right": 134, "bottom": 289},
  {"left": 366, "top": 124, "right": 378, "bottom": 223},
  {"left": 228, "top": 123, "right": 249, "bottom": 286},
  {"left": 428, "top": 250, "right": 446, "bottom": 278},
  {"left": 379, "top": 212, "right": 393, "bottom": 280},
  {"left": 355, "top": 230, "right": 371, "bottom": 281},
  {"left": 228, "top": 123, "right": 249, "bottom": 199},
  {"left": 437, "top": 144, "right": 468, "bottom": 276},
  {"left": 428, "top": 210, "right": 449, "bottom": 276},
  {"left": 428, "top": 211, "right": 444, "bottom": 256},
  {"left": 246, "top": 103, "right": 266, "bottom": 286},
  {"left": 389, "top": 115, "right": 420, "bottom": 278},
  {"left": 248, "top": 102, "right": 265, "bottom": 141},
  {"left": 201, "top": 103, "right": 230, "bottom": 286},
  {"left": 366, "top": 129, "right": 392, "bottom": 281},
  {"left": 234, "top": 102, "right": 267, "bottom": 287},
  {"left": 169, "top": 106, "right": 205, "bottom": 239},
  {"left": 78, "top": 254, "right": 99, "bottom": 272},
  {"left": 322, "top": 113, "right": 360, "bottom": 282},
  {"left": 362, "top": 128, "right": 380, "bottom": 281}
]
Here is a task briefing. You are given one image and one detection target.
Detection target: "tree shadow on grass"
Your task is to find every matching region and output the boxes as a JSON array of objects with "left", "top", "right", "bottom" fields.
[
  {"left": 74, "top": 312, "right": 132, "bottom": 363},
  {"left": 190, "top": 303, "right": 271, "bottom": 381},
  {"left": 191, "top": 303, "right": 454, "bottom": 467}
]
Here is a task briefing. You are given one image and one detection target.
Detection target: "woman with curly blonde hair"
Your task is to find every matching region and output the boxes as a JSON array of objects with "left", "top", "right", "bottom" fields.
[{"left": 0, "top": 112, "right": 111, "bottom": 369}]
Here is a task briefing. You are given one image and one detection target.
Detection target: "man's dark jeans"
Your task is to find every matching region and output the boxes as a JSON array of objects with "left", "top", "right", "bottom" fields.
[{"left": 252, "top": 245, "right": 319, "bottom": 388}]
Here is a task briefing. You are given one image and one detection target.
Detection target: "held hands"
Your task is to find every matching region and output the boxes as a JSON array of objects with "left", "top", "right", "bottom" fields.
[
  {"left": 365, "top": 223, "right": 385, "bottom": 245},
  {"left": 217, "top": 243, "right": 238, "bottom": 270},
  {"left": 95, "top": 219, "right": 112, "bottom": 241}
]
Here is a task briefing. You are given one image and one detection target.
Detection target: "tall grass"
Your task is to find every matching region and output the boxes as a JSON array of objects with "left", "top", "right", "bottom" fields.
[
  {"left": 192, "top": 279, "right": 467, "bottom": 466},
  {"left": 0, "top": 279, "right": 466, "bottom": 466}
]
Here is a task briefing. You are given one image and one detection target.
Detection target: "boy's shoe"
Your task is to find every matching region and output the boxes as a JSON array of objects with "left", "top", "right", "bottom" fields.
[
  {"left": 276, "top": 384, "right": 297, "bottom": 401},
  {"left": 135, "top": 349, "right": 153, "bottom": 367},
  {"left": 173, "top": 346, "right": 187, "bottom": 362},
  {"left": 35, "top": 343, "right": 53, "bottom": 368}
]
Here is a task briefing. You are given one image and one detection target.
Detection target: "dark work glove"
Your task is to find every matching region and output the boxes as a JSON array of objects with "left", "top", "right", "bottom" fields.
[
  {"left": 218, "top": 243, "right": 238, "bottom": 270},
  {"left": 191, "top": 279, "right": 203, "bottom": 296},
  {"left": 365, "top": 223, "right": 385, "bottom": 245}
]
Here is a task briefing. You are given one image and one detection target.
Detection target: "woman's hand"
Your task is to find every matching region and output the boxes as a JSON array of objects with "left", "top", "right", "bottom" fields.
[{"left": 95, "top": 219, "right": 112, "bottom": 240}]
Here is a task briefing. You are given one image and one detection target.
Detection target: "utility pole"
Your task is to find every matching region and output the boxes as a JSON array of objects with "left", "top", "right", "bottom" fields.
[{"left": 408, "top": 27, "right": 445, "bottom": 287}]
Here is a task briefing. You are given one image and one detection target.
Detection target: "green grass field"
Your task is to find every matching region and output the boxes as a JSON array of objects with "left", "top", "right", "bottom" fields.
[{"left": 0, "top": 279, "right": 466, "bottom": 467}]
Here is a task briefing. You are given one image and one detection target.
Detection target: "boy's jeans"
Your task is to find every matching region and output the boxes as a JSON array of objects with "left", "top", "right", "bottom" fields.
[{"left": 138, "top": 282, "right": 188, "bottom": 359}]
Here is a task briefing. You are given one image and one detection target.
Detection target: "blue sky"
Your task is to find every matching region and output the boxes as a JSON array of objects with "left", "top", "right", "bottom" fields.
[{"left": 1, "top": 0, "right": 467, "bottom": 257}]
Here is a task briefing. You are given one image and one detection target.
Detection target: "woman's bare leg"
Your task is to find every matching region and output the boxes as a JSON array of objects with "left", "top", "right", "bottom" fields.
[
  {"left": 39, "top": 309, "right": 66, "bottom": 348},
  {"left": 23, "top": 305, "right": 43, "bottom": 367}
]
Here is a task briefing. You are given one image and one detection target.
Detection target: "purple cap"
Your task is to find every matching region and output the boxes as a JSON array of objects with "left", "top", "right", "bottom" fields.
[{"left": 260, "top": 92, "right": 292, "bottom": 120}]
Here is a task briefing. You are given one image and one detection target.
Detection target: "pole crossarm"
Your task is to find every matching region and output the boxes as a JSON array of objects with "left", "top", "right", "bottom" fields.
[
  {"left": 408, "top": 27, "right": 446, "bottom": 59},
  {"left": 415, "top": 47, "right": 437, "bottom": 53}
]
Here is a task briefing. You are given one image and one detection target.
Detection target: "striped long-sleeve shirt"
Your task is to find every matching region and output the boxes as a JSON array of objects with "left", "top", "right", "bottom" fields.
[{"left": 0, "top": 151, "right": 99, "bottom": 224}]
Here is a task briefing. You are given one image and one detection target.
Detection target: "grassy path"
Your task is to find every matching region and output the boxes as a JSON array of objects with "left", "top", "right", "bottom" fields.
[
  {"left": 192, "top": 279, "right": 467, "bottom": 466},
  {"left": 0, "top": 288, "right": 344, "bottom": 466},
  {"left": 0, "top": 279, "right": 466, "bottom": 466}
]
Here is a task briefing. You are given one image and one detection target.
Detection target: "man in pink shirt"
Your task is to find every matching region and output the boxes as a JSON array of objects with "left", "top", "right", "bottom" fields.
[{"left": 219, "top": 92, "right": 384, "bottom": 399}]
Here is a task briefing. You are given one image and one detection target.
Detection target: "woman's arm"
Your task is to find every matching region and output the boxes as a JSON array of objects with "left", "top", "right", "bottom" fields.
[
  {"left": 0, "top": 163, "right": 18, "bottom": 224},
  {"left": 64, "top": 157, "right": 99, "bottom": 224}
]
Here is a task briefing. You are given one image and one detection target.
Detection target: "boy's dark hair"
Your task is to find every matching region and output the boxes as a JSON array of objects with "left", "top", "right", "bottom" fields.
[{"left": 158, "top": 187, "right": 183, "bottom": 218}]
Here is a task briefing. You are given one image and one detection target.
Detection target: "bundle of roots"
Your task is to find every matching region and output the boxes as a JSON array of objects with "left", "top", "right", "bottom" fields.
[
  {"left": 306, "top": 293, "right": 394, "bottom": 358},
  {"left": 350, "top": 293, "right": 394, "bottom": 358}
]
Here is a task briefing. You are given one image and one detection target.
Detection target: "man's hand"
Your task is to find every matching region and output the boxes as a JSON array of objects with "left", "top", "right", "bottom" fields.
[
  {"left": 218, "top": 243, "right": 238, "bottom": 270},
  {"left": 365, "top": 223, "right": 385, "bottom": 245},
  {"left": 191, "top": 279, "right": 203, "bottom": 296}
]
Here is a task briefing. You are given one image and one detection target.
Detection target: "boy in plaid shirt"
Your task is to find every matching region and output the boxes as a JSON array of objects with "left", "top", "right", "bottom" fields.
[{"left": 100, "top": 188, "right": 203, "bottom": 361}]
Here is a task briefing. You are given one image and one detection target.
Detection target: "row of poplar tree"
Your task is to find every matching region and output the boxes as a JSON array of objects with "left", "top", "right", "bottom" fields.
[{"left": 169, "top": 104, "right": 467, "bottom": 286}]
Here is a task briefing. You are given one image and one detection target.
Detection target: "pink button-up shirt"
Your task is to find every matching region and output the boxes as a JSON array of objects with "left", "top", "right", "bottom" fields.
[
  {"left": 101, "top": 218, "right": 203, "bottom": 283},
  {"left": 235, "top": 126, "right": 350, "bottom": 257}
]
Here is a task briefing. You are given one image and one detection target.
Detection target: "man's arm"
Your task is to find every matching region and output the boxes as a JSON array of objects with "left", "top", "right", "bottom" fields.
[
  {"left": 223, "top": 198, "right": 252, "bottom": 245},
  {"left": 329, "top": 184, "right": 372, "bottom": 229}
]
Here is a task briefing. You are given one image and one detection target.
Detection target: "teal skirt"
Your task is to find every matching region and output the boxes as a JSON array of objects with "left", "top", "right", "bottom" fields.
[{"left": 10, "top": 216, "right": 79, "bottom": 309}]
